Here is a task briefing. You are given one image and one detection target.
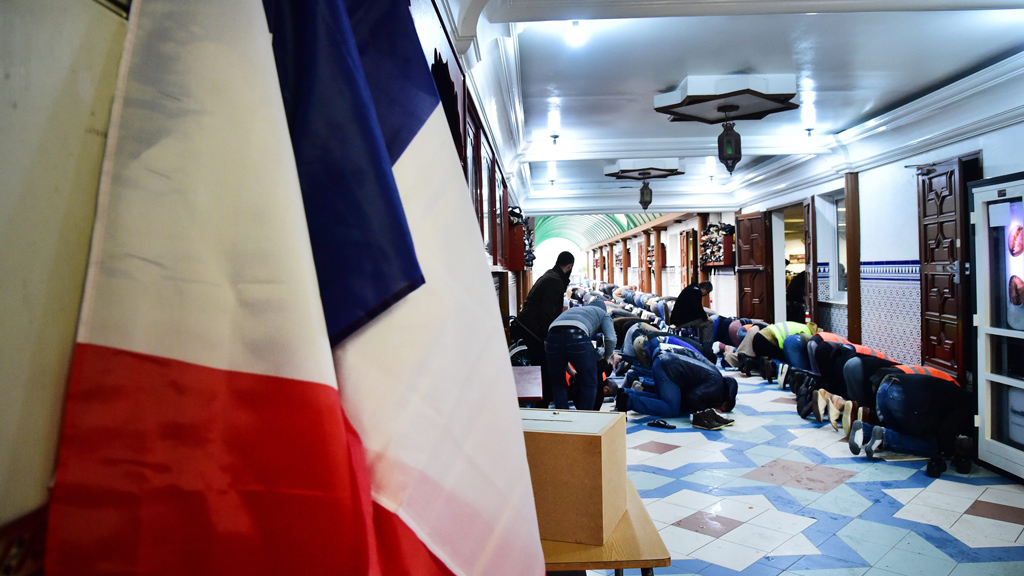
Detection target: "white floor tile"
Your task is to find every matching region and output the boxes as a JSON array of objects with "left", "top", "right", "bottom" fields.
[
  {"left": 657, "top": 524, "right": 716, "bottom": 556},
  {"left": 642, "top": 447, "right": 728, "bottom": 469},
  {"left": 645, "top": 500, "right": 699, "bottom": 524},
  {"left": 770, "top": 532, "right": 822, "bottom": 556},
  {"left": 782, "top": 486, "right": 823, "bottom": 507},
  {"left": 702, "top": 497, "right": 769, "bottom": 522},
  {"left": 980, "top": 486, "right": 1024, "bottom": 508},
  {"left": 719, "top": 521, "right": 794, "bottom": 552},
  {"left": 660, "top": 489, "right": 723, "bottom": 511},
  {"left": 892, "top": 502, "right": 963, "bottom": 529},
  {"left": 947, "top": 513, "right": 1024, "bottom": 546},
  {"left": 748, "top": 509, "right": 818, "bottom": 534},
  {"left": 925, "top": 478, "right": 987, "bottom": 500},
  {"left": 908, "top": 490, "right": 976, "bottom": 514},
  {"left": 626, "top": 448, "right": 658, "bottom": 464},
  {"left": 837, "top": 518, "right": 911, "bottom": 546},
  {"left": 727, "top": 494, "right": 775, "bottom": 509},
  {"left": 882, "top": 488, "right": 923, "bottom": 506},
  {"left": 985, "top": 483, "right": 1024, "bottom": 495},
  {"left": 690, "top": 538, "right": 765, "bottom": 572}
]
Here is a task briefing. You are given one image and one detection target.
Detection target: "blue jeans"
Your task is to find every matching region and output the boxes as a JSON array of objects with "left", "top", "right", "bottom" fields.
[
  {"left": 783, "top": 334, "right": 811, "bottom": 371},
  {"left": 623, "top": 357, "right": 683, "bottom": 418},
  {"left": 871, "top": 379, "right": 938, "bottom": 457},
  {"left": 545, "top": 327, "right": 600, "bottom": 410}
]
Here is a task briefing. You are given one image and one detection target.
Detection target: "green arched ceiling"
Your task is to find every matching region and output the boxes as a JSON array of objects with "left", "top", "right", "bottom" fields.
[{"left": 535, "top": 213, "right": 664, "bottom": 250}]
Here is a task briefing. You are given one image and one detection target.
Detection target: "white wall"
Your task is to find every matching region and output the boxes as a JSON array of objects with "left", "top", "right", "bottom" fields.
[
  {"left": 0, "top": 1, "right": 126, "bottom": 524},
  {"left": 772, "top": 211, "right": 788, "bottom": 322},
  {"left": 533, "top": 237, "right": 585, "bottom": 285}
]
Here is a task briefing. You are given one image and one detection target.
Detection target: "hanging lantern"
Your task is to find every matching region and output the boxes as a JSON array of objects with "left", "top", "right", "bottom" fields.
[
  {"left": 639, "top": 180, "right": 653, "bottom": 211},
  {"left": 718, "top": 121, "right": 742, "bottom": 174}
]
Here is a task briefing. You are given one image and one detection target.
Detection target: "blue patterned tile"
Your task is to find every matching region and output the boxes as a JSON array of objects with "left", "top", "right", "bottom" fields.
[
  {"left": 873, "top": 547, "right": 956, "bottom": 576},
  {"left": 788, "top": 553, "right": 868, "bottom": 571},
  {"left": 819, "top": 534, "right": 874, "bottom": 565}
]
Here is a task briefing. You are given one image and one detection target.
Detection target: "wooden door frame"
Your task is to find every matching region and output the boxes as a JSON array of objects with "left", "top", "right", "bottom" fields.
[
  {"left": 846, "top": 173, "right": 862, "bottom": 343},
  {"left": 916, "top": 151, "right": 983, "bottom": 386},
  {"left": 804, "top": 196, "right": 818, "bottom": 324}
]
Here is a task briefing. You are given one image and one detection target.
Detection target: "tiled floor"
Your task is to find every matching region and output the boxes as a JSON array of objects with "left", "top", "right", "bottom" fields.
[{"left": 586, "top": 371, "right": 1024, "bottom": 576}]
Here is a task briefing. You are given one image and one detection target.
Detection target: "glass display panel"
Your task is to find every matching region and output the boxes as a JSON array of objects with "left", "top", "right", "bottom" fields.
[
  {"left": 988, "top": 200, "right": 1024, "bottom": 330},
  {"left": 989, "top": 380, "right": 1024, "bottom": 452},
  {"left": 989, "top": 334, "right": 1024, "bottom": 380}
]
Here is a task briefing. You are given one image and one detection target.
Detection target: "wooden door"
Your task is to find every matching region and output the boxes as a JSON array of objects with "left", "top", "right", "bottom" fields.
[
  {"left": 918, "top": 155, "right": 982, "bottom": 384},
  {"left": 737, "top": 212, "right": 773, "bottom": 321},
  {"left": 680, "top": 230, "right": 698, "bottom": 289},
  {"left": 803, "top": 197, "right": 817, "bottom": 323}
]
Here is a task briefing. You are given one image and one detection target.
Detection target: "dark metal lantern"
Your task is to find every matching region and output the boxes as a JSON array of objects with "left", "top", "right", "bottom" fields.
[
  {"left": 639, "top": 180, "right": 653, "bottom": 211},
  {"left": 718, "top": 121, "right": 742, "bottom": 174}
]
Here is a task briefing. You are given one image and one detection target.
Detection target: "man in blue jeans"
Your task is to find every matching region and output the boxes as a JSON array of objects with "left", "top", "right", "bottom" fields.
[
  {"left": 849, "top": 372, "right": 973, "bottom": 477},
  {"left": 544, "top": 299, "right": 619, "bottom": 411},
  {"left": 617, "top": 350, "right": 738, "bottom": 430}
]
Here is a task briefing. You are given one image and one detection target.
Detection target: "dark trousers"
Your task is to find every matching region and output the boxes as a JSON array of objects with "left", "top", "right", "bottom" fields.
[
  {"left": 752, "top": 332, "right": 786, "bottom": 362},
  {"left": 544, "top": 327, "right": 600, "bottom": 410}
]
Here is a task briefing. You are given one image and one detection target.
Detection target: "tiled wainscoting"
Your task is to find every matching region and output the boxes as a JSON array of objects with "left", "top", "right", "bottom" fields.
[
  {"left": 818, "top": 302, "right": 849, "bottom": 338},
  {"left": 861, "top": 261, "right": 922, "bottom": 365}
]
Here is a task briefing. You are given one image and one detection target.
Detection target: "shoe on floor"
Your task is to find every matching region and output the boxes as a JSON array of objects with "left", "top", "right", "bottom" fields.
[
  {"left": 828, "top": 395, "right": 844, "bottom": 431},
  {"left": 927, "top": 456, "right": 948, "bottom": 478},
  {"left": 796, "top": 384, "right": 815, "bottom": 419},
  {"left": 691, "top": 408, "right": 725, "bottom": 431},
  {"left": 864, "top": 425, "right": 885, "bottom": 458},
  {"left": 842, "top": 400, "right": 858, "bottom": 437},
  {"left": 778, "top": 363, "right": 789, "bottom": 390},
  {"left": 849, "top": 420, "right": 864, "bottom": 455},
  {"left": 812, "top": 389, "right": 831, "bottom": 424},
  {"left": 711, "top": 410, "right": 735, "bottom": 427}
]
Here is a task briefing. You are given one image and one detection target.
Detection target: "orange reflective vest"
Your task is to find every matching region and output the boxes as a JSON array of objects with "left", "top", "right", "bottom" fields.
[
  {"left": 893, "top": 364, "right": 959, "bottom": 386},
  {"left": 849, "top": 344, "right": 895, "bottom": 362},
  {"left": 817, "top": 332, "right": 851, "bottom": 345}
]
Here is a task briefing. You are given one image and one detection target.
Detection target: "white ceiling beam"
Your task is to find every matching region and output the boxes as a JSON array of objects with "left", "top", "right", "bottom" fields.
[
  {"left": 488, "top": 0, "right": 1024, "bottom": 23},
  {"left": 522, "top": 136, "right": 830, "bottom": 162}
]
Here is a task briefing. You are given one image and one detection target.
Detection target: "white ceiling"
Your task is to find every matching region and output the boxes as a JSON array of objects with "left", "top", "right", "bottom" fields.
[{"left": 447, "top": 1, "right": 1024, "bottom": 218}]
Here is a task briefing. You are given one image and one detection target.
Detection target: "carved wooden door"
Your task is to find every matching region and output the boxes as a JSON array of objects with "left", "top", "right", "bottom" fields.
[
  {"left": 918, "top": 156, "right": 981, "bottom": 384},
  {"left": 737, "top": 212, "right": 773, "bottom": 322}
]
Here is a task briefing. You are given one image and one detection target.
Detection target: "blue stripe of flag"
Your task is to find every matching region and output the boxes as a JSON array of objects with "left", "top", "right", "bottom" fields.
[{"left": 263, "top": 0, "right": 430, "bottom": 345}]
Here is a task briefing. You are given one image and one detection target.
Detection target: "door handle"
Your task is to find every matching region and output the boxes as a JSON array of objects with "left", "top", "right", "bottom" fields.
[{"left": 945, "top": 261, "right": 960, "bottom": 284}]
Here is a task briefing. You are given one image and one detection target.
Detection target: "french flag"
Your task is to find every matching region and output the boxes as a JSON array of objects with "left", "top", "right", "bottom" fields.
[{"left": 45, "top": 1, "right": 545, "bottom": 575}]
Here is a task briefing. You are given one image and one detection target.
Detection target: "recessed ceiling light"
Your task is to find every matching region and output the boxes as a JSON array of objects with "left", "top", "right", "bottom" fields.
[{"left": 566, "top": 20, "right": 587, "bottom": 47}]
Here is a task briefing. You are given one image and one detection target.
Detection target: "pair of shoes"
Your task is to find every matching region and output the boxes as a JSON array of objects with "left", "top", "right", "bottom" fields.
[
  {"left": 841, "top": 400, "right": 859, "bottom": 437},
  {"left": 615, "top": 389, "right": 630, "bottom": 413},
  {"left": 691, "top": 408, "right": 726, "bottom": 430},
  {"left": 778, "top": 363, "right": 790, "bottom": 390},
  {"left": 864, "top": 425, "right": 885, "bottom": 458},
  {"left": 648, "top": 419, "right": 676, "bottom": 429},
  {"left": 927, "top": 456, "right": 948, "bottom": 478}
]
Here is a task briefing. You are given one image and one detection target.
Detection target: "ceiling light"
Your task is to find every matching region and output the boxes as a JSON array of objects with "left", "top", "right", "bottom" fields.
[
  {"left": 639, "top": 180, "right": 653, "bottom": 211},
  {"left": 566, "top": 20, "right": 587, "bottom": 47},
  {"left": 654, "top": 74, "right": 799, "bottom": 124},
  {"left": 717, "top": 106, "right": 742, "bottom": 174},
  {"left": 604, "top": 159, "right": 683, "bottom": 212}
]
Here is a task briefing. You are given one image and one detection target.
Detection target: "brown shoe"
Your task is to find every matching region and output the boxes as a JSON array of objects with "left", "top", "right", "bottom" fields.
[
  {"left": 812, "top": 389, "right": 831, "bottom": 424},
  {"left": 842, "top": 400, "right": 858, "bottom": 437},
  {"left": 828, "top": 396, "right": 845, "bottom": 431}
]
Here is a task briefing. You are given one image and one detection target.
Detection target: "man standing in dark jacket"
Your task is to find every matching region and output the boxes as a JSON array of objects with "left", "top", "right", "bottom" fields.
[
  {"left": 670, "top": 281, "right": 713, "bottom": 341},
  {"left": 513, "top": 251, "right": 574, "bottom": 403}
]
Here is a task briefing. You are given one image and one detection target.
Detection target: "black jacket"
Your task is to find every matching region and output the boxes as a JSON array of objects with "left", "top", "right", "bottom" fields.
[
  {"left": 670, "top": 283, "right": 707, "bottom": 326},
  {"left": 517, "top": 266, "right": 570, "bottom": 337}
]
